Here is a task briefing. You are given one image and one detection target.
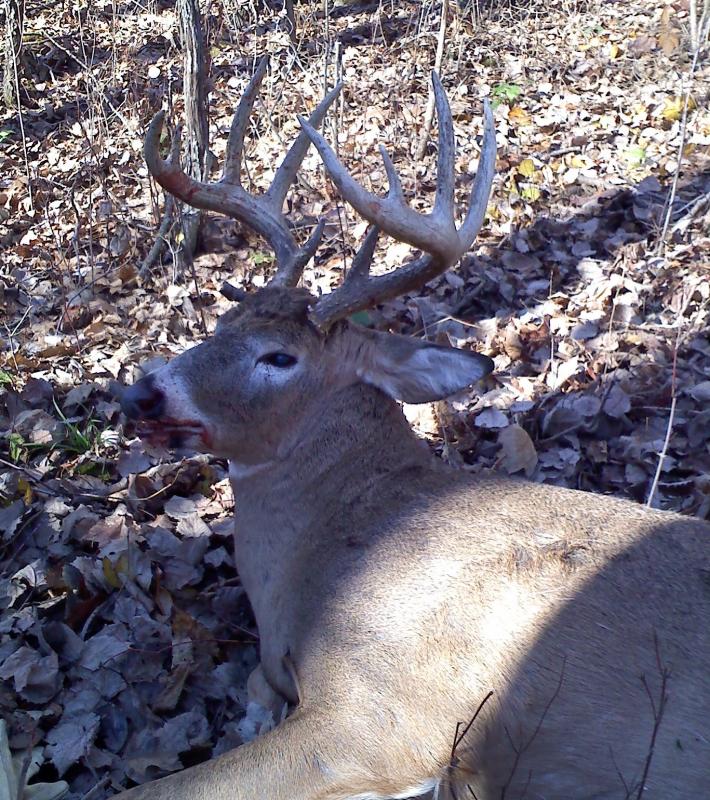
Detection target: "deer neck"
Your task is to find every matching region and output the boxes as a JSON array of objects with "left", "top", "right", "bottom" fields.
[
  {"left": 228, "top": 383, "right": 433, "bottom": 700},
  {"left": 228, "top": 383, "right": 430, "bottom": 517}
]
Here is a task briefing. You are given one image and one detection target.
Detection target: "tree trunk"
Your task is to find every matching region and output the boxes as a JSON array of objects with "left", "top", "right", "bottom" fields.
[
  {"left": 176, "top": 0, "right": 210, "bottom": 271},
  {"left": 284, "top": 0, "right": 297, "bottom": 43},
  {"left": 3, "top": 0, "right": 24, "bottom": 108}
]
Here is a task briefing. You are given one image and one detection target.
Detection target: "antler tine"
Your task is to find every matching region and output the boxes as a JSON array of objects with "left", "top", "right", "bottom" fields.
[
  {"left": 267, "top": 84, "right": 342, "bottom": 286},
  {"left": 348, "top": 224, "right": 381, "bottom": 283},
  {"left": 303, "top": 72, "right": 496, "bottom": 329},
  {"left": 458, "top": 99, "right": 496, "bottom": 249},
  {"left": 268, "top": 83, "right": 343, "bottom": 215},
  {"left": 271, "top": 217, "right": 327, "bottom": 288},
  {"left": 144, "top": 58, "right": 341, "bottom": 288},
  {"left": 298, "top": 113, "right": 459, "bottom": 261},
  {"left": 379, "top": 147, "right": 405, "bottom": 203},
  {"left": 431, "top": 72, "right": 455, "bottom": 222},
  {"left": 304, "top": 226, "right": 380, "bottom": 326},
  {"left": 222, "top": 56, "right": 269, "bottom": 186}
]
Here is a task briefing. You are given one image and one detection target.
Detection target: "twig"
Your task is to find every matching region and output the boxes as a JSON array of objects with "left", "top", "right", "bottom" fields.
[
  {"left": 544, "top": 145, "right": 580, "bottom": 159},
  {"left": 609, "top": 745, "right": 631, "bottom": 798},
  {"left": 646, "top": 330, "right": 680, "bottom": 508},
  {"left": 284, "top": 0, "right": 297, "bottom": 43},
  {"left": 452, "top": 691, "right": 494, "bottom": 757},
  {"left": 635, "top": 636, "right": 670, "bottom": 799},
  {"left": 140, "top": 194, "right": 175, "bottom": 277},
  {"left": 656, "top": 13, "right": 709, "bottom": 255},
  {"left": 323, "top": 0, "right": 331, "bottom": 96},
  {"left": 126, "top": 635, "right": 258, "bottom": 656},
  {"left": 9, "top": 10, "right": 33, "bottom": 212},
  {"left": 2, "top": 323, "right": 20, "bottom": 376},
  {"left": 671, "top": 190, "right": 710, "bottom": 235},
  {"left": 415, "top": 0, "right": 450, "bottom": 160},
  {"left": 440, "top": 690, "right": 493, "bottom": 800},
  {"left": 41, "top": 32, "right": 133, "bottom": 128},
  {"left": 0, "top": 456, "right": 44, "bottom": 481},
  {"left": 537, "top": 378, "right": 616, "bottom": 446},
  {"left": 689, "top": 0, "right": 710, "bottom": 50},
  {"left": 501, "top": 658, "right": 566, "bottom": 798},
  {"left": 645, "top": 395, "right": 677, "bottom": 508},
  {"left": 79, "top": 775, "right": 111, "bottom": 800}
]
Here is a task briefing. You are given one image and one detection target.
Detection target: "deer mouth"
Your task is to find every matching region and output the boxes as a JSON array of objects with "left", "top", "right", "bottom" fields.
[{"left": 137, "top": 418, "right": 212, "bottom": 450}]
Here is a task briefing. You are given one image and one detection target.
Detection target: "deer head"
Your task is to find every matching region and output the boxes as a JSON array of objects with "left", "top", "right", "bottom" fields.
[{"left": 121, "top": 57, "right": 496, "bottom": 466}]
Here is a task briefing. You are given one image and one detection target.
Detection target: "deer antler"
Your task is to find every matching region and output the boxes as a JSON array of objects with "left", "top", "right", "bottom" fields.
[
  {"left": 144, "top": 56, "right": 341, "bottom": 287},
  {"left": 299, "top": 72, "right": 496, "bottom": 328}
]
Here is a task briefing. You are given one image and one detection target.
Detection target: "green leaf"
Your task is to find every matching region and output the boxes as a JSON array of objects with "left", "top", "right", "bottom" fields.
[
  {"left": 349, "top": 310, "right": 372, "bottom": 327},
  {"left": 492, "top": 82, "right": 522, "bottom": 102},
  {"left": 251, "top": 251, "right": 272, "bottom": 266},
  {"left": 8, "top": 434, "right": 27, "bottom": 463},
  {"left": 623, "top": 146, "right": 646, "bottom": 165},
  {"left": 0, "top": 370, "right": 14, "bottom": 387},
  {"left": 521, "top": 185, "right": 542, "bottom": 202}
]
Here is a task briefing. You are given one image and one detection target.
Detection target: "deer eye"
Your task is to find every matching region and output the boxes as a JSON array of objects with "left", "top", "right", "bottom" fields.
[{"left": 258, "top": 352, "right": 298, "bottom": 368}]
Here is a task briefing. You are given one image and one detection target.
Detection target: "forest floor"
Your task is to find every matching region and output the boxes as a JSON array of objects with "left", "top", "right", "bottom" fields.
[{"left": 1, "top": 0, "right": 709, "bottom": 797}]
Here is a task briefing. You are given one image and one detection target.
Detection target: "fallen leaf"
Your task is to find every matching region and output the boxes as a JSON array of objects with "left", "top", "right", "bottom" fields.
[
  {"left": 0, "top": 720, "right": 69, "bottom": 800},
  {"left": 658, "top": 7, "right": 680, "bottom": 56},
  {"left": 498, "top": 425, "right": 538, "bottom": 477},
  {"left": 474, "top": 408, "right": 508, "bottom": 429},
  {"left": 517, "top": 158, "right": 536, "bottom": 178},
  {"left": 690, "top": 381, "right": 710, "bottom": 402},
  {"left": 46, "top": 715, "right": 100, "bottom": 776},
  {"left": 662, "top": 96, "right": 696, "bottom": 122},
  {"left": 508, "top": 106, "right": 531, "bottom": 126}
]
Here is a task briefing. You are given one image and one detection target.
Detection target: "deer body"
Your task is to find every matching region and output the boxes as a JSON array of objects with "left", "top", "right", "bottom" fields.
[
  {"left": 232, "top": 384, "right": 710, "bottom": 799},
  {"left": 122, "top": 315, "right": 710, "bottom": 799},
  {"left": 119, "top": 62, "right": 709, "bottom": 799}
]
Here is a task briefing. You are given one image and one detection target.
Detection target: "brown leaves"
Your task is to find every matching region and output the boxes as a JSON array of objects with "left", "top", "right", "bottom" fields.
[
  {"left": 0, "top": 412, "right": 248, "bottom": 795},
  {"left": 658, "top": 7, "right": 681, "bottom": 56},
  {"left": 46, "top": 715, "right": 101, "bottom": 777},
  {"left": 0, "top": 719, "right": 69, "bottom": 800},
  {"left": 498, "top": 425, "right": 538, "bottom": 478},
  {"left": 0, "top": 648, "right": 60, "bottom": 704}
]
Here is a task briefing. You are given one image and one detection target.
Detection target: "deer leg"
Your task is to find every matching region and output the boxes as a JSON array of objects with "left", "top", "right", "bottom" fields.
[{"left": 114, "top": 702, "right": 437, "bottom": 800}]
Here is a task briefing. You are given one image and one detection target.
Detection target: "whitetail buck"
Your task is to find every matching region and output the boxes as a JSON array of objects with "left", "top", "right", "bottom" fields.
[{"left": 120, "top": 58, "right": 710, "bottom": 799}]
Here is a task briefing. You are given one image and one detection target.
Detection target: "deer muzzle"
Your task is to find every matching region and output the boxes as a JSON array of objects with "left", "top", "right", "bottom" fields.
[
  {"left": 120, "top": 373, "right": 166, "bottom": 421},
  {"left": 121, "top": 374, "right": 210, "bottom": 450}
]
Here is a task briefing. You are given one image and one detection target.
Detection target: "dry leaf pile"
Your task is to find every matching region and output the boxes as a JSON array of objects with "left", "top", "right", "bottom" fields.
[{"left": 1, "top": 0, "right": 709, "bottom": 797}]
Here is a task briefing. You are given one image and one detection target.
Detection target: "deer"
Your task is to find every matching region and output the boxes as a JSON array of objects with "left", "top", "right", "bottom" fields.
[{"left": 119, "top": 57, "right": 710, "bottom": 800}]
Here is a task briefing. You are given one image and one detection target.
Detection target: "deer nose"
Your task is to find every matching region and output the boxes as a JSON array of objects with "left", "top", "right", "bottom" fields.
[{"left": 121, "top": 375, "right": 166, "bottom": 420}]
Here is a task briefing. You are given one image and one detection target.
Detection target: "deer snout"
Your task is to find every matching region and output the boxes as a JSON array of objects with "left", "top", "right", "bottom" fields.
[{"left": 121, "top": 374, "right": 166, "bottom": 420}]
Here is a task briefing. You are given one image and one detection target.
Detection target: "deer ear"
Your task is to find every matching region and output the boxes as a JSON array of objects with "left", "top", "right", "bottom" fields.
[{"left": 355, "top": 330, "right": 493, "bottom": 404}]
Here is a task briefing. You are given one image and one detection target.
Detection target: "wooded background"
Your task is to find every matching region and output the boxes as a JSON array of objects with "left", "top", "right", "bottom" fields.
[{"left": 1, "top": 1, "right": 709, "bottom": 797}]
